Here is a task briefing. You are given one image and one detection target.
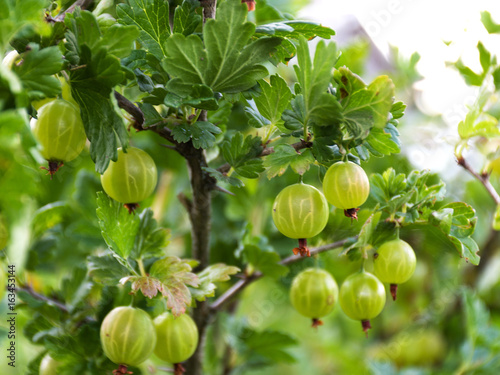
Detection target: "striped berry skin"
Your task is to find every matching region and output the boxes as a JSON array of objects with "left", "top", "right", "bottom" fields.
[
  {"left": 39, "top": 354, "right": 60, "bottom": 375},
  {"left": 272, "top": 183, "right": 329, "bottom": 239},
  {"left": 322, "top": 161, "right": 370, "bottom": 209},
  {"left": 374, "top": 239, "right": 416, "bottom": 284},
  {"left": 101, "top": 147, "right": 158, "bottom": 204},
  {"left": 290, "top": 268, "right": 338, "bottom": 319},
  {"left": 100, "top": 306, "right": 157, "bottom": 367},
  {"left": 32, "top": 99, "right": 86, "bottom": 163},
  {"left": 154, "top": 312, "right": 199, "bottom": 364},
  {"left": 339, "top": 271, "right": 385, "bottom": 322}
]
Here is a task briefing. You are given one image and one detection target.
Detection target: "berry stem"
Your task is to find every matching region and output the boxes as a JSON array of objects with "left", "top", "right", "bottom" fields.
[
  {"left": 113, "top": 364, "right": 132, "bottom": 374},
  {"left": 174, "top": 363, "right": 186, "bottom": 375},
  {"left": 361, "top": 319, "right": 372, "bottom": 337},
  {"left": 293, "top": 238, "right": 310, "bottom": 257},
  {"left": 311, "top": 318, "right": 323, "bottom": 328},
  {"left": 390, "top": 283, "right": 398, "bottom": 301},
  {"left": 40, "top": 161, "right": 64, "bottom": 179}
]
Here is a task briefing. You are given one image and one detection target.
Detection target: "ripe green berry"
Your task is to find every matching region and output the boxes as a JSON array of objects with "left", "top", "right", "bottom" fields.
[
  {"left": 322, "top": 161, "right": 370, "bottom": 218},
  {"left": 373, "top": 239, "right": 417, "bottom": 300},
  {"left": 272, "top": 183, "right": 329, "bottom": 256},
  {"left": 101, "top": 147, "right": 158, "bottom": 207},
  {"left": 39, "top": 354, "right": 60, "bottom": 375},
  {"left": 339, "top": 271, "right": 386, "bottom": 334},
  {"left": 31, "top": 99, "right": 86, "bottom": 176},
  {"left": 290, "top": 268, "right": 338, "bottom": 327},
  {"left": 100, "top": 306, "right": 156, "bottom": 369},
  {"left": 154, "top": 312, "right": 199, "bottom": 364}
]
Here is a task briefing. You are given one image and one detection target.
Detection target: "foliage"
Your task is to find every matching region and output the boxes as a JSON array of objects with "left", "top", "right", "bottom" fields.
[{"left": 0, "top": 1, "right": 497, "bottom": 375}]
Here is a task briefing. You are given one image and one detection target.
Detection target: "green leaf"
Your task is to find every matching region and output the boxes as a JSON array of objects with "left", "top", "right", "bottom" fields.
[
  {"left": 131, "top": 209, "right": 171, "bottom": 259},
  {"left": 171, "top": 121, "right": 222, "bottom": 149},
  {"left": 478, "top": 42, "right": 492, "bottom": 73},
  {"left": 343, "top": 75, "right": 395, "bottom": 137},
  {"left": 443, "top": 202, "right": 477, "bottom": 238},
  {"left": 190, "top": 263, "right": 240, "bottom": 301},
  {"left": 264, "top": 144, "right": 314, "bottom": 178},
  {"left": 71, "top": 83, "right": 128, "bottom": 173},
  {"left": 463, "top": 290, "right": 496, "bottom": 344},
  {"left": 430, "top": 202, "right": 479, "bottom": 265},
  {"left": 165, "top": 80, "right": 218, "bottom": 110},
  {"left": 61, "top": 266, "right": 93, "bottom": 311},
  {"left": 282, "top": 95, "right": 306, "bottom": 131},
  {"left": 221, "top": 133, "right": 264, "bottom": 178},
  {"left": 96, "top": 24, "right": 140, "bottom": 58},
  {"left": 334, "top": 67, "right": 366, "bottom": 98},
  {"left": 163, "top": 0, "right": 281, "bottom": 93},
  {"left": 255, "top": 20, "right": 334, "bottom": 39},
  {"left": 96, "top": 192, "right": 139, "bottom": 259},
  {"left": 123, "top": 256, "right": 199, "bottom": 316},
  {"left": 493, "top": 67, "right": 500, "bottom": 91},
  {"left": 358, "top": 125, "right": 400, "bottom": 157},
  {"left": 341, "top": 211, "right": 382, "bottom": 257},
  {"left": 64, "top": 9, "right": 102, "bottom": 65},
  {"left": 294, "top": 37, "right": 343, "bottom": 128},
  {"left": 173, "top": 0, "right": 202, "bottom": 36},
  {"left": 32, "top": 202, "right": 67, "bottom": 238},
  {"left": 458, "top": 110, "right": 500, "bottom": 139},
  {"left": 453, "top": 59, "right": 484, "bottom": 86},
  {"left": 252, "top": 75, "right": 292, "bottom": 125},
  {"left": 12, "top": 44, "right": 63, "bottom": 99},
  {"left": 244, "top": 330, "right": 298, "bottom": 363},
  {"left": 65, "top": 11, "right": 129, "bottom": 173},
  {"left": 87, "top": 253, "right": 131, "bottom": 285},
  {"left": 240, "top": 244, "right": 288, "bottom": 278},
  {"left": 203, "top": 167, "right": 245, "bottom": 188},
  {"left": 0, "top": 0, "right": 50, "bottom": 52},
  {"left": 117, "top": 0, "right": 171, "bottom": 61},
  {"left": 481, "top": 11, "right": 500, "bottom": 34}
]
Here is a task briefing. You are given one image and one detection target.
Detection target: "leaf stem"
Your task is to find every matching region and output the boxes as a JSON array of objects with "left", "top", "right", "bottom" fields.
[{"left": 137, "top": 258, "right": 147, "bottom": 277}]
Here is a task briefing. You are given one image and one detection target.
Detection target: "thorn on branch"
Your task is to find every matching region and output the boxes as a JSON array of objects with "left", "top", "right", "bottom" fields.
[{"left": 213, "top": 185, "right": 235, "bottom": 196}]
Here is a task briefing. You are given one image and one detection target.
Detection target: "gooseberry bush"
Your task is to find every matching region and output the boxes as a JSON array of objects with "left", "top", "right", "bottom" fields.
[{"left": 1, "top": 0, "right": 499, "bottom": 374}]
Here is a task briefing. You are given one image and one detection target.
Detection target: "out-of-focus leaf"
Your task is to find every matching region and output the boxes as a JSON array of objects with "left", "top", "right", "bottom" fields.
[
  {"left": 12, "top": 44, "right": 63, "bottom": 100},
  {"left": 190, "top": 263, "right": 240, "bottom": 301},
  {"left": 32, "top": 202, "right": 67, "bottom": 238}
]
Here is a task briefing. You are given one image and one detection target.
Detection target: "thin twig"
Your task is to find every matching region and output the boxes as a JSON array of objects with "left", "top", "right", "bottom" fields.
[
  {"left": 114, "top": 91, "right": 145, "bottom": 130},
  {"left": 17, "top": 284, "right": 96, "bottom": 322},
  {"left": 457, "top": 156, "right": 500, "bottom": 204},
  {"left": 54, "top": 0, "right": 94, "bottom": 21},
  {"left": 209, "top": 237, "right": 352, "bottom": 311}
]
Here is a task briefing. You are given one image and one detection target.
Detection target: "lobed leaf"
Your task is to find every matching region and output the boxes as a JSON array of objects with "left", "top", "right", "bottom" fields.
[{"left": 117, "top": 0, "right": 170, "bottom": 61}]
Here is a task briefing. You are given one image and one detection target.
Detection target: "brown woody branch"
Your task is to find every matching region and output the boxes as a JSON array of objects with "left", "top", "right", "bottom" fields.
[
  {"left": 114, "top": 91, "right": 145, "bottom": 129},
  {"left": 17, "top": 284, "right": 96, "bottom": 323},
  {"left": 457, "top": 156, "right": 500, "bottom": 204},
  {"left": 209, "top": 238, "right": 352, "bottom": 311},
  {"left": 53, "top": 0, "right": 94, "bottom": 22}
]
